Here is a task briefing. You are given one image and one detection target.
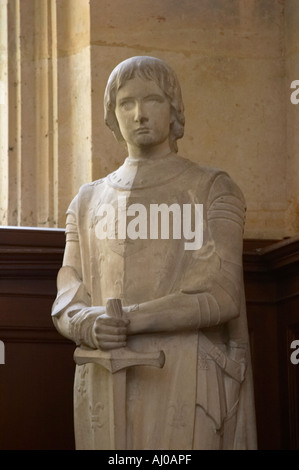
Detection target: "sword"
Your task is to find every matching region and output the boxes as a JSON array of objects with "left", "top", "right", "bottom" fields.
[{"left": 73, "top": 298, "right": 165, "bottom": 450}]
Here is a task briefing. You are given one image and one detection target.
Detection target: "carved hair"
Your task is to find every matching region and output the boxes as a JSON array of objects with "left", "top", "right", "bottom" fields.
[{"left": 104, "top": 56, "right": 185, "bottom": 153}]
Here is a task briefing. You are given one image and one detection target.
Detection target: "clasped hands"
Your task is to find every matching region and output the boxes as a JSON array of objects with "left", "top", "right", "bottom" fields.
[{"left": 90, "top": 294, "right": 191, "bottom": 350}]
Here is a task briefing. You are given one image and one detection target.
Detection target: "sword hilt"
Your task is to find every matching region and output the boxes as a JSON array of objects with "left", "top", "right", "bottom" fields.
[
  {"left": 74, "top": 297, "right": 166, "bottom": 373},
  {"left": 106, "top": 298, "right": 123, "bottom": 319}
]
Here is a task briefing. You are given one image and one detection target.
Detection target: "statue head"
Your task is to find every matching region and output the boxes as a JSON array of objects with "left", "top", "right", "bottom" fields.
[{"left": 104, "top": 56, "right": 185, "bottom": 153}]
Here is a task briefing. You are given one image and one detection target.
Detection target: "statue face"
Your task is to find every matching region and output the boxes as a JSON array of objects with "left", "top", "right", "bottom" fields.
[{"left": 115, "top": 76, "right": 171, "bottom": 152}]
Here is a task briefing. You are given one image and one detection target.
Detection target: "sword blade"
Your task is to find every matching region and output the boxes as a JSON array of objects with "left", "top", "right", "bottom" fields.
[
  {"left": 106, "top": 298, "right": 127, "bottom": 450},
  {"left": 108, "top": 367, "right": 127, "bottom": 450}
]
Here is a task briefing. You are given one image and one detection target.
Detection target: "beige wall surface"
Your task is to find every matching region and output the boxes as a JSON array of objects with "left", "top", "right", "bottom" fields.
[
  {"left": 285, "top": 0, "right": 299, "bottom": 237},
  {"left": 1, "top": 0, "right": 298, "bottom": 238}
]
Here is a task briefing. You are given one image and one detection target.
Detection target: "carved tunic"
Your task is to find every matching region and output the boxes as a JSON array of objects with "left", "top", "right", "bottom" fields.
[{"left": 52, "top": 154, "right": 257, "bottom": 450}]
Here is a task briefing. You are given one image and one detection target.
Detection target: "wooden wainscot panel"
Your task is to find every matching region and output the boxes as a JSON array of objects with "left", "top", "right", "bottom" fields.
[
  {"left": 0, "top": 227, "right": 75, "bottom": 450},
  {"left": 243, "top": 237, "right": 299, "bottom": 450}
]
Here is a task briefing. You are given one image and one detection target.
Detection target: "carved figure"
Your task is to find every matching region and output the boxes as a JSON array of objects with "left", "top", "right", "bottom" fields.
[{"left": 52, "top": 56, "right": 257, "bottom": 450}]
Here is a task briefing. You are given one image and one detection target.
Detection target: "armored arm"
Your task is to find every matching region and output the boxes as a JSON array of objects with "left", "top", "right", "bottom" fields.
[
  {"left": 52, "top": 195, "right": 128, "bottom": 350},
  {"left": 51, "top": 199, "right": 100, "bottom": 347},
  {"left": 126, "top": 172, "right": 246, "bottom": 335}
]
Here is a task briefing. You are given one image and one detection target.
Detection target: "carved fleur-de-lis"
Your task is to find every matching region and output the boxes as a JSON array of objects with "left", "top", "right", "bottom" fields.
[
  {"left": 89, "top": 402, "right": 106, "bottom": 430},
  {"left": 167, "top": 400, "right": 190, "bottom": 428}
]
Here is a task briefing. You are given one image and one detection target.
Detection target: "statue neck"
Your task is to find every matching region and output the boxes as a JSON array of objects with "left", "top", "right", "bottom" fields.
[{"left": 106, "top": 153, "right": 193, "bottom": 190}]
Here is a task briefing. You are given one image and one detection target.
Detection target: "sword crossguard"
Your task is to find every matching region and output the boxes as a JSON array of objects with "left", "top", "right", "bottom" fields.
[{"left": 74, "top": 346, "right": 165, "bottom": 373}]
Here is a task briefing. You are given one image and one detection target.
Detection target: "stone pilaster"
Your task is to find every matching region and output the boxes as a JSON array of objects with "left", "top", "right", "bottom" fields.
[{"left": 2, "top": 0, "right": 92, "bottom": 227}]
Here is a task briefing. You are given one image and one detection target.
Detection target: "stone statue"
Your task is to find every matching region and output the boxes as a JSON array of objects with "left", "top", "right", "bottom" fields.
[{"left": 52, "top": 56, "right": 257, "bottom": 450}]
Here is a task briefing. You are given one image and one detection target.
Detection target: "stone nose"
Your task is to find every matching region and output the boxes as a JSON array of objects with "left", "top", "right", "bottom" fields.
[{"left": 134, "top": 102, "right": 148, "bottom": 123}]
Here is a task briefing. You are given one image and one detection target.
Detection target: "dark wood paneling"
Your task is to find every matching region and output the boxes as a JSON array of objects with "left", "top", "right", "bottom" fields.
[
  {"left": 244, "top": 237, "right": 299, "bottom": 450},
  {"left": 0, "top": 228, "right": 298, "bottom": 450},
  {"left": 0, "top": 227, "right": 75, "bottom": 450}
]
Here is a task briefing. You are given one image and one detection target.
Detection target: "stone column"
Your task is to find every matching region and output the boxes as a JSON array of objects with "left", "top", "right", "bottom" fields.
[
  {"left": 2, "top": 0, "right": 92, "bottom": 227},
  {"left": 55, "top": 0, "right": 92, "bottom": 227}
]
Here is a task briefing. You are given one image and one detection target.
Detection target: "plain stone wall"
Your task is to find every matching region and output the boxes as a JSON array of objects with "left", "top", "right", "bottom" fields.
[{"left": 2, "top": 0, "right": 298, "bottom": 239}]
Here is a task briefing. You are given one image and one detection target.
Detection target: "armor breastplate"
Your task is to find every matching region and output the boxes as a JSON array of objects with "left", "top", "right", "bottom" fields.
[
  {"left": 85, "top": 154, "right": 210, "bottom": 307},
  {"left": 90, "top": 186, "right": 187, "bottom": 305}
]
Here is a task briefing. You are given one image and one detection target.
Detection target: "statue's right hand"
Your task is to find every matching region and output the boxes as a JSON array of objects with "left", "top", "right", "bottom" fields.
[{"left": 93, "top": 313, "right": 129, "bottom": 351}]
